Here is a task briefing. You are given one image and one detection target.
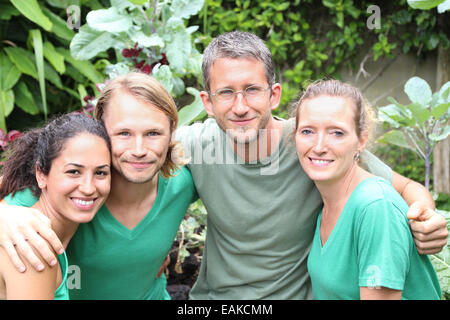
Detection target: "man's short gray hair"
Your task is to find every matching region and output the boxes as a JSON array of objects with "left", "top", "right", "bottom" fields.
[{"left": 202, "top": 31, "right": 276, "bottom": 92}]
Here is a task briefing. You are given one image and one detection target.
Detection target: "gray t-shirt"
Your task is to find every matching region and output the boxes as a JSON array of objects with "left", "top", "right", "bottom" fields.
[{"left": 175, "top": 117, "right": 392, "bottom": 299}]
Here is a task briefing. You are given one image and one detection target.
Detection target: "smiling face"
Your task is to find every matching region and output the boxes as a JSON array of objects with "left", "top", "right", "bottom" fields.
[
  {"left": 295, "top": 95, "right": 367, "bottom": 184},
  {"left": 200, "top": 57, "right": 281, "bottom": 144},
  {"left": 36, "top": 133, "right": 111, "bottom": 224},
  {"left": 103, "top": 89, "right": 172, "bottom": 184}
]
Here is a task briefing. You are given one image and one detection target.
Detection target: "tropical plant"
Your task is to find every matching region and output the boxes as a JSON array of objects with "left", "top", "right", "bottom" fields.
[
  {"left": 377, "top": 77, "right": 450, "bottom": 190},
  {"left": 0, "top": 0, "right": 104, "bottom": 133},
  {"left": 191, "top": 0, "right": 450, "bottom": 115},
  {"left": 69, "top": 0, "right": 207, "bottom": 126}
]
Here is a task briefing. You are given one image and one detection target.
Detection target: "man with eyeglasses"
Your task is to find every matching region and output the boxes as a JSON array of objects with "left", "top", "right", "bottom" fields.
[{"left": 175, "top": 31, "right": 448, "bottom": 300}]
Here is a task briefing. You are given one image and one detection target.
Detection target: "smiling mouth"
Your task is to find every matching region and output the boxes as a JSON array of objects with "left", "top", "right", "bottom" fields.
[
  {"left": 230, "top": 118, "right": 255, "bottom": 126},
  {"left": 309, "top": 157, "right": 334, "bottom": 166},
  {"left": 127, "top": 161, "right": 153, "bottom": 169},
  {"left": 71, "top": 198, "right": 96, "bottom": 210}
]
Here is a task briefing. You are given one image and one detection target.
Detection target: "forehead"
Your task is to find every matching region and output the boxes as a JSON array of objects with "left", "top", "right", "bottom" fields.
[
  {"left": 55, "top": 133, "right": 110, "bottom": 164},
  {"left": 103, "top": 90, "right": 171, "bottom": 131},
  {"left": 298, "top": 96, "right": 357, "bottom": 126},
  {"left": 208, "top": 57, "right": 267, "bottom": 89}
]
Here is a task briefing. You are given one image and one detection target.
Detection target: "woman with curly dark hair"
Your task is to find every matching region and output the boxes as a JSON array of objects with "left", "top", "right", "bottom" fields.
[{"left": 0, "top": 113, "right": 111, "bottom": 299}]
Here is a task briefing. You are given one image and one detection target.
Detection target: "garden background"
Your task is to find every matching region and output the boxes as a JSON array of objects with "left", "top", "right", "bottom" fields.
[{"left": 0, "top": 0, "right": 448, "bottom": 299}]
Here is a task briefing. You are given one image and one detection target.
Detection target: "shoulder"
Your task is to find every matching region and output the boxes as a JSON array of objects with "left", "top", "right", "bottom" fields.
[
  {"left": 3, "top": 188, "right": 38, "bottom": 207},
  {"left": 163, "top": 166, "right": 195, "bottom": 195},
  {"left": 352, "top": 178, "right": 409, "bottom": 226},
  {"left": 0, "top": 246, "right": 57, "bottom": 299}
]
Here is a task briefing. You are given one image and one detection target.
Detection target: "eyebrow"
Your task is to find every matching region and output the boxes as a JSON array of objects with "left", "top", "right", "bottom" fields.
[{"left": 65, "top": 163, "right": 110, "bottom": 169}]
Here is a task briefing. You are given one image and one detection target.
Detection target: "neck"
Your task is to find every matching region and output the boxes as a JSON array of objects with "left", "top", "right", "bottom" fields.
[
  {"left": 33, "top": 196, "right": 79, "bottom": 250},
  {"left": 106, "top": 169, "right": 159, "bottom": 208},
  {"left": 315, "top": 164, "right": 369, "bottom": 216},
  {"left": 232, "top": 117, "right": 283, "bottom": 162}
]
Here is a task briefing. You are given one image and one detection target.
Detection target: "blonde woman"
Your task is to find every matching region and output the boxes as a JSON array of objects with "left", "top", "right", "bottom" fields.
[{"left": 294, "top": 80, "right": 441, "bottom": 300}]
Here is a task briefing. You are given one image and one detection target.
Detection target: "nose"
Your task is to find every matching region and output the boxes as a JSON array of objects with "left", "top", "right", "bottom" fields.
[
  {"left": 313, "top": 132, "right": 328, "bottom": 154},
  {"left": 79, "top": 174, "right": 95, "bottom": 195},
  {"left": 131, "top": 135, "right": 146, "bottom": 158},
  {"left": 231, "top": 92, "right": 249, "bottom": 116}
]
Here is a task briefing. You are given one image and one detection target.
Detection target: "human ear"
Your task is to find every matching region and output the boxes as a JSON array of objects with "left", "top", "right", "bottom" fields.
[
  {"left": 35, "top": 163, "right": 47, "bottom": 190},
  {"left": 269, "top": 83, "right": 282, "bottom": 111},
  {"left": 358, "top": 130, "right": 369, "bottom": 151},
  {"left": 200, "top": 91, "right": 215, "bottom": 117}
]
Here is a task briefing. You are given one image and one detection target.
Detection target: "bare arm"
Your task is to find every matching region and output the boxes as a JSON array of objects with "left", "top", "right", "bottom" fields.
[
  {"left": 360, "top": 287, "right": 402, "bottom": 300},
  {"left": 0, "top": 200, "right": 63, "bottom": 272},
  {"left": 392, "top": 171, "right": 448, "bottom": 255},
  {"left": 0, "top": 247, "right": 57, "bottom": 299}
]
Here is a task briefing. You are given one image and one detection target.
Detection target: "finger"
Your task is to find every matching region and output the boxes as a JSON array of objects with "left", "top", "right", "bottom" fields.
[
  {"left": 31, "top": 208, "right": 51, "bottom": 226},
  {"left": 32, "top": 219, "right": 64, "bottom": 255},
  {"left": 2, "top": 240, "right": 26, "bottom": 273},
  {"left": 409, "top": 213, "right": 447, "bottom": 236},
  {"left": 407, "top": 202, "right": 433, "bottom": 221},
  {"left": 22, "top": 227, "right": 58, "bottom": 267},
  {"left": 413, "top": 238, "right": 449, "bottom": 255},
  {"left": 11, "top": 232, "right": 45, "bottom": 272}
]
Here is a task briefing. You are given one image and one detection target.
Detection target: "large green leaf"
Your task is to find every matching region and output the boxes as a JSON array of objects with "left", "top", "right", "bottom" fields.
[
  {"left": 0, "top": 52, "right": 21, "bottom": 91},
  {"left": 41, "top": 7, "right": 75, "bottom": 41},
  {"left": 438, "top": 0, "right": 450, "bottom": 12},
  {"left": 165, "top": 29, "right": 191, "bottom": 74},
  {"left": 13, "top": 81, "right": 39, "bottom": 115},
  {"left": 57, "top": 47, "right": 104, "bottom": 84},
  {"left": 404, "top": 76, "right": 432, "bottom": 106},
  {"left": 10, "top": 0, "right": 52, "bottom": 31},
  {"left": 376, "top": 130, "right": 416, "bottom": 152},
  {"left": 429, "top": 126, "right": 450, "bottom": 142},
  {"left": 0, "top": 2, "right": 20, "bottom": 20},
  {"left": 70, "top": 25, "right": 118, "bottom": 60},
  {"left": 31, "top": 29, "right": 48, "bottom": 119},
  {"left": 43, "top": 42, "right": 65, "bottom": 74},
  {"left": 178, "top": 87, "right": 207, "bottom": 127},
  {"left": 4, "top": 47, "right": 61, "bottom": 89},
  {"left": 0, "top": 89, "right": 14, "bottom": 117},
  {"left": 170, "top": 0, "right": 205, "bottom": 19},
  {"left": 438, "top": 81, "right": 450, "bottom": 101},
  {"left": 407, "top": 0, "right": 445, "bottom": 10},
  {"left": 0, "top": 90, "right": 11, "bottom": 131},
  {"left": 127, "top": 0, "right": 148, "bottom": 5},
  {"left": 431, "top": 102, "right": 450, "bottom": 119},
  {"left": 4, "top": 47, "right": 38, "bottom": 78},
  {"left": 408, "top": 102, "right": 430, "bottom": 126},
  {"left": 130, "top": 32, "right": 164, "bottom": 48},
  {"left": 86, "top": 7, "right": 132, "bottom": 33}
]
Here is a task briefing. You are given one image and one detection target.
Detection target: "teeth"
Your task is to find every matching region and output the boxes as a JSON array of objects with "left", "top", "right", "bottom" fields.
[
  {"left": 73, "top": 199, "right": 94, "bottom": 206},
  {"left": 312, "top": 159, "right": 332, "bottom": 164}
]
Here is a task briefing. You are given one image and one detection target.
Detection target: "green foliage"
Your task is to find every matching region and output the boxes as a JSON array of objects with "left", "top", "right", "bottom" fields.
[
  {"left": 377, "top": 77, "right": 450, "bottom": 189},
  {"left": 0, "top": 0, "right": 103, "bottom": 133},
  {"left": 173, "top": 199, "right": 207, "bottom": 271},
  {"left": 69, "top": 0, "right": 206, "bottom": 126},
  {"left": 190, "top": 0, "right": 449, "bottom": 116}
]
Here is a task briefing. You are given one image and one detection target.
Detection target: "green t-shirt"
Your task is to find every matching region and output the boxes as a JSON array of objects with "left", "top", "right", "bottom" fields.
[
  {"left": 5, "top": 167, "right": 197, "bottom": 300},
  {"left": 307, "top": 177, "right": 441, "bottom": 300},
  {"left": 175, "top": 117, "right": 393, "bottom": 300},
  {"left": 54, "top": 252, "right": 69, "bottom": 300}
]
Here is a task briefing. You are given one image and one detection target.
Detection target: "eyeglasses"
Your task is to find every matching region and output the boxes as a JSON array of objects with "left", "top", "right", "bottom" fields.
[{"left": 209, "top": 85, "right": 271, "bottom": 104}]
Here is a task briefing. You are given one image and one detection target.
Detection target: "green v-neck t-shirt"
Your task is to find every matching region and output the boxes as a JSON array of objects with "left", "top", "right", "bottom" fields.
[
  {"left": 5, "top": 167, "right": 197, "bottom": 300},
  {"left": 307, "top": 177, "right": 441, "bottom": 300}
]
